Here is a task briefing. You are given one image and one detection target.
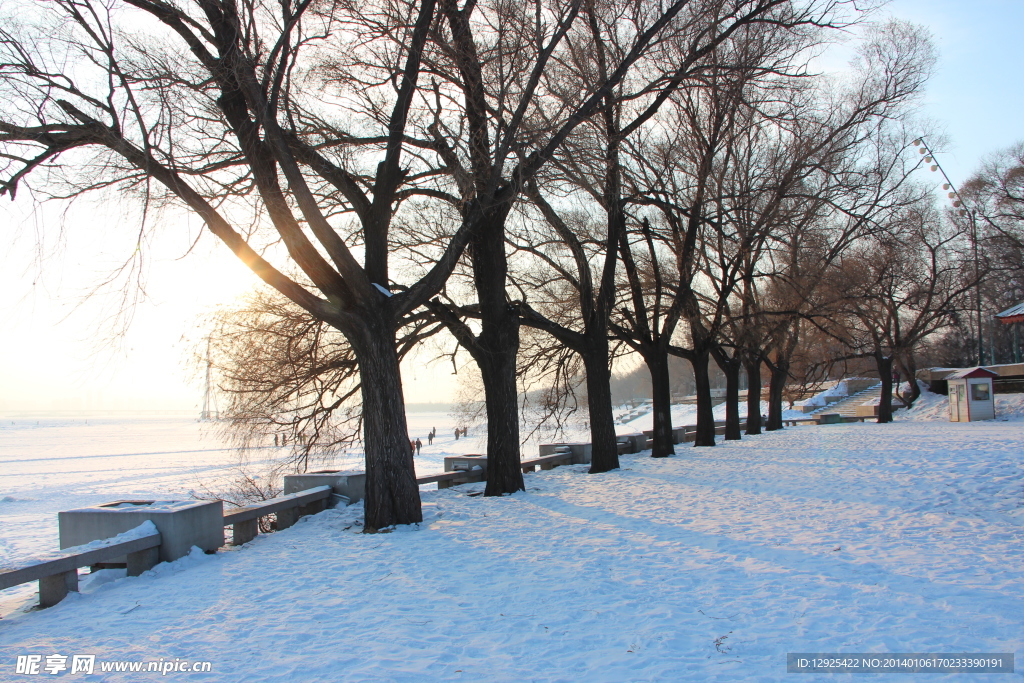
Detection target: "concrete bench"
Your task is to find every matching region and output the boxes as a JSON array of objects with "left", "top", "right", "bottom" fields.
[
  {"left": 538, "top": 443, "right": 591, "bottom": 464},
  {"left": 417, "top": 470, "right": 485, "bottom": 489},
  {"left": 0, "top": 523, "right": 161, "bottom": 608},
  {"left": 222, "top": 485, "right": 333, "bottom": 546},
  {"left": 414, "top": 452, "right": 571, "bottom": 490},
  {"left": 617, "top": 434, "right": 649, "bottom": 454},
  {"left": 519, "top": 452, "right": 572, "bottom": 473},
  {"left": 283, "top": 471, "right": 365, "bottom": 504},
  {"left": 678, "top": 424, "right": 728, "bottom": 442},
  {"left": 444, "top": 454, "right": 487, "bottom": 473},
  {"left": 642, "top": 427, "right": 687, "bottom": 445}
]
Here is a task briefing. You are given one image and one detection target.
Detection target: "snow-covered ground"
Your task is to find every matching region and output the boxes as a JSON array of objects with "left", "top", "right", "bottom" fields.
[{"left": 2, "top": 399, "right": 1023, "bottom": 680}]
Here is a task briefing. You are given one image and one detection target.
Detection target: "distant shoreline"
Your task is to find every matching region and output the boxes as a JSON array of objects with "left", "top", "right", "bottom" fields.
[{"left": 0, "top": 404, "right": 455, "bottom": 420}]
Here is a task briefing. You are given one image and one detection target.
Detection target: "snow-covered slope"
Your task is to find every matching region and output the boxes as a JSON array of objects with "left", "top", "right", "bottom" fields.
[
  {"left": 896, "top": 389, "right": 1024, "bottom": 422},
  {"left": 621, "top": 400, "right": 806, "bottom": 433},
  {"left": 2, "top": 419, "right": 1023, "bottom": 681}
]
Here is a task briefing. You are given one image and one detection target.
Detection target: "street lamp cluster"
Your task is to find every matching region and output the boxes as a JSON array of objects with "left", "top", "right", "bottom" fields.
[{"left": 913, "top": 138, "right": 986, "bottom": 366}]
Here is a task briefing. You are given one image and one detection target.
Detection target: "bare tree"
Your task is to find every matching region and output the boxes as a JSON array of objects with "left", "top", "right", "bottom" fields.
[
  {"left": 0, "top": 0, "right": 476, "bottom": 530},
  {"left": 206, "top": 290, "right": 362, "bottom": 471}
]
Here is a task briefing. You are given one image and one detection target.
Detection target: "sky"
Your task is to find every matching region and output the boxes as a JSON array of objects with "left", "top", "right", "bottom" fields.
[{"left": 1, "top": 0, "right": 1022, "bottom": 415}]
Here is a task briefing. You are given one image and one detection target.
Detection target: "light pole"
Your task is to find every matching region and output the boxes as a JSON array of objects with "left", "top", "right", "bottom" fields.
[{"left": 913, "top": 138, "right": 985, "bottom": 366}]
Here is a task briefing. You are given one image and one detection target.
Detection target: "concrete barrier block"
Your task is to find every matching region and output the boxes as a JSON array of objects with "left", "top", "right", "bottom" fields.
[{"left": 59, "top": 500, "right": 223, "bottom": 564}]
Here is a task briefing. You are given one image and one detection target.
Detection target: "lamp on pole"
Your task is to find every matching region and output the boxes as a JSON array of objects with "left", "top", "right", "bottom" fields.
[{"left": 913, "top": 138, "right": 985, "bottom": 366}]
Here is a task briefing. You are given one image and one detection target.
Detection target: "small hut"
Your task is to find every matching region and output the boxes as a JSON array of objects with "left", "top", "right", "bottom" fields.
[{"left": 946, "top": 367, "right": 998, "bottom": 422}]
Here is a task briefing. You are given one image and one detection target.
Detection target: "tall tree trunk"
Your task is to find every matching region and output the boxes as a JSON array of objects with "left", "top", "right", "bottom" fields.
[
  {"left": 646, "top": 348, "right": 675, "bottom": 457},
  {"left": 691, "top": 350, "right": 716, "bottom": 447},
  {"left": 875, "top": 353, "right": 894, "bottom": 424},
  {"left": 471, "top": 211, "right": 525, "bottom": 496},
  {"left": 712, "top": 347, "right": 742, "bottom": 441},
  {"left": 350, "top": 320, "right": 422, "bottom": 531},
  {"left": 722, "top": 359, "right": 741, "bottom": 440},
  {"left": 766, "top": 358, "right": 788, "bottom": 431},
  {"left": 745, "top": 354, "right": 762, "bottom": 435},
  {"left": 582, "top": 341, "right": 620, "bottom": 473}
]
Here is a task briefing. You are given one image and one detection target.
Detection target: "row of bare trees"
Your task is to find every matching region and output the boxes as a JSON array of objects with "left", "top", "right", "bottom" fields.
[{"left": 1, "top": 0, "right": 982, "bottom": 530}]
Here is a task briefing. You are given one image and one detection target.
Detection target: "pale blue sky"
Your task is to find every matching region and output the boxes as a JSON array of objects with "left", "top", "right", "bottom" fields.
[
  {"left": 882, "top": 0, "right": 1024, "bottom": 181},
  {"left": 1, "top": 0, "right": 1022, "bottom": 414}
]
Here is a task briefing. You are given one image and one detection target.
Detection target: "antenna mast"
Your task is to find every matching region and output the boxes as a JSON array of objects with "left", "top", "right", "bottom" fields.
[{"left": 200, "top": 336, "right": 219, "bottom": 420}]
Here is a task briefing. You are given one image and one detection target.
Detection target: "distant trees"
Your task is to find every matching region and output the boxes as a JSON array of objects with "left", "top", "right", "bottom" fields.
[
  {"left": 965, "top": 142, "right": 1024, "bottom": 248},
  {"left": 820, "top": 201, "right": 981, "bottom": 420},
  {"left": 961, "top": 142, "right": 1024, "bottom": 364}
]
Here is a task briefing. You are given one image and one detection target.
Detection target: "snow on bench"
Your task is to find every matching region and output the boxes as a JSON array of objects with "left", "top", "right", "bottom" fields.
[
  {"left": 222, "top": 485, "right": 334, "bottom": 546},
  {"left": 0, "top": 522, "right": 161, "bottom": 608}
]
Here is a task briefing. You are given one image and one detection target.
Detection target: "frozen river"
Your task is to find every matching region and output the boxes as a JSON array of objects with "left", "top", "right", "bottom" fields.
[{"left": 0, "top": 408, "right": 483, "bottom": 615}]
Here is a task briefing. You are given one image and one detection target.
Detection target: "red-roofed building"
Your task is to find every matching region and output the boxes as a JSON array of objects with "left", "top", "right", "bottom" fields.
[{"left": 996, "top": 302, "right": 1024, "bottom": 325}]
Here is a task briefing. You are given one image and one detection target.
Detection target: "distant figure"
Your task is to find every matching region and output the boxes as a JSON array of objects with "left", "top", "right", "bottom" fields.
[
  {"left": 415, "top": 438, "right": 422, "bottom": 455},
  {"left": 274, "top": 434, "right": 278, "bottom": 447},
  {"left": 409, "top": 439, "right": 415, "bottom": 456},
  {"left": 462, "top": 427, "right": 469, "bottom": 437},
  {"left": 428, "top": 432, "right": 433, "bottom": 445},
  {"left": 454, "top": 429, "right": 460, "bottom": 441}
]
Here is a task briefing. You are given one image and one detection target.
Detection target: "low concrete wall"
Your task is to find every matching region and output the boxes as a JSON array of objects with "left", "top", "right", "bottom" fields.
[
  {"left": 283, "top": 471, "right": 366, "bottom": 504},
  {"left": 58, "top": 500, "right": 223, "bottom": 563}
]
